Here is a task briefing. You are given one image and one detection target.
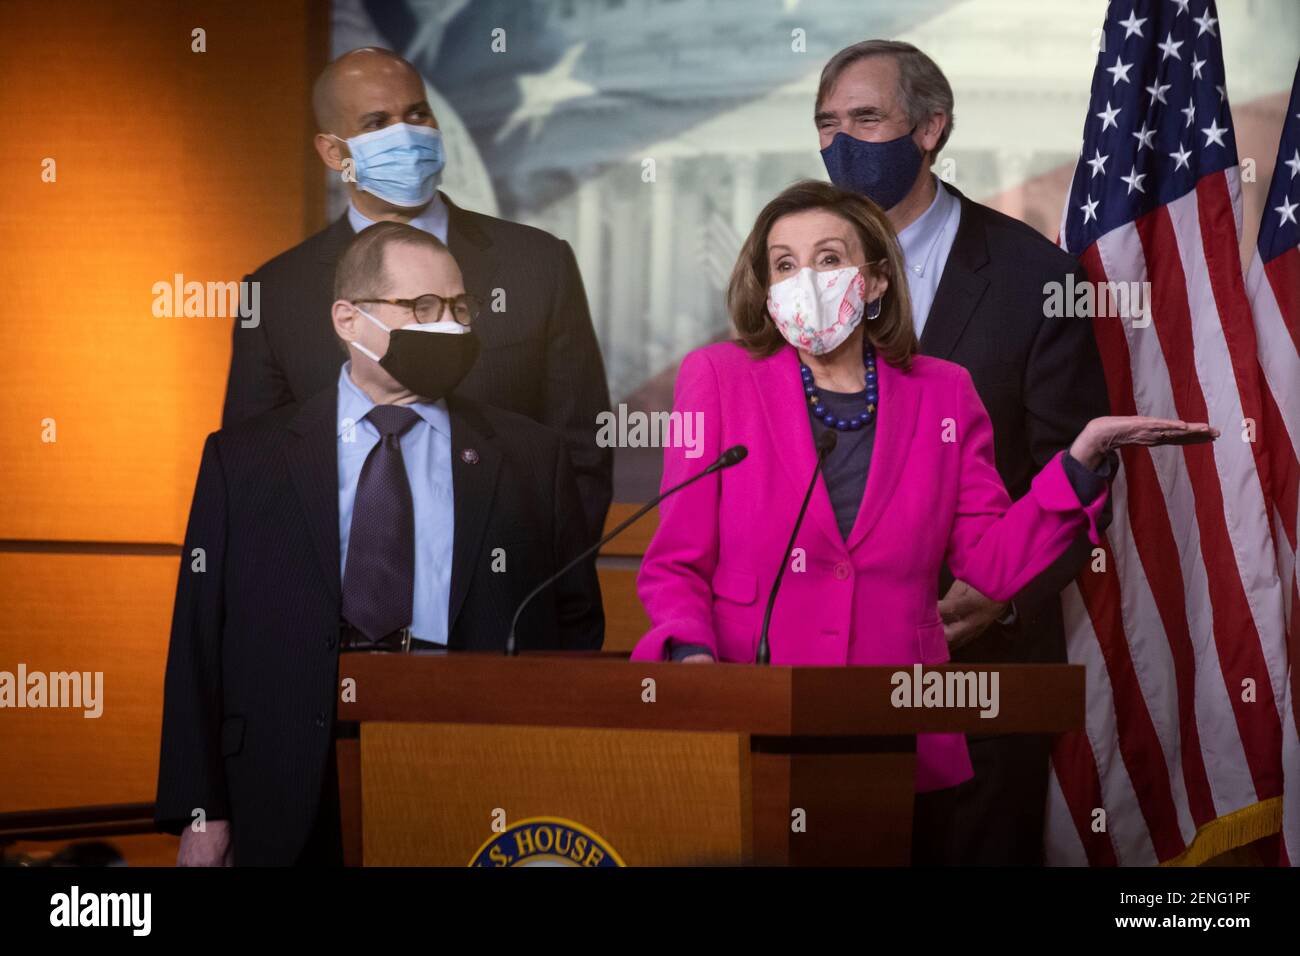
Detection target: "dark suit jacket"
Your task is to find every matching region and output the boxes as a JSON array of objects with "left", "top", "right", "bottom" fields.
[
  {"left": 921, "top": 185, "right": 1110, "bottom": 666},
  {"left": 154, "top": 387, "right": 604, "bottom": 865},
  {"left": 221, "top": 191, "right": 614, "bottom": 545}
]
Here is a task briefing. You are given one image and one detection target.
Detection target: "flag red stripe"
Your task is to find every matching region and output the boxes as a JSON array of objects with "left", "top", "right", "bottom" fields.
[
  {"left": 1075, "top": 538, "right": 1187, "bottom": 858},
  {"left": 1137, "top": 203, "right": 1283, "bottom": 798},
  {"left": 1263, "top": 247, "right": 1300, "bottom": 358},
  {"left": 1198, "top": 177, "right": 1289, "bottom": 537},
  {"left": 1257, "top": 248, "right": 1300, "bottom": 557},
  {"left": 1258, "top": 380, "right": 1300, "bottom": 555},
  {"left": 1200, "top": 184, "right": 1299, "bottom": 816},
  {"left": 1052, "top": 726, "right": 1120, "bottom": 866},
  {"left": 1081, "top": 243, "right": 1219, "bottom": 832}
]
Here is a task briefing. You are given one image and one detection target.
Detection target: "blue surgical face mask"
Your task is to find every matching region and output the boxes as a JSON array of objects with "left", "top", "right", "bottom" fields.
[
  {"left": 820, "top": 128, "right": 923, "bottom": 210},
  {"left": 333, "top": 122, "right": 445, "bottom": 208}
]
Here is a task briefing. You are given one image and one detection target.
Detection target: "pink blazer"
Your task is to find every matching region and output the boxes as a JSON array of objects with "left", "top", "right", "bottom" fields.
[{"left": 631, "top": 342, "right": 1108, "bottom": 792}]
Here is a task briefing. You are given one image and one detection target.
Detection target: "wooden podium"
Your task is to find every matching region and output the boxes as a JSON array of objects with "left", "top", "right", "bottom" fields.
[{"left": 335, "top": 652, "right": 1083, "bottom": 866}]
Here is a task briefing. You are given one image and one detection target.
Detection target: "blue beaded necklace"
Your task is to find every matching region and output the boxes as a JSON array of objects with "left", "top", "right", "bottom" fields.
[{"left": 800, "top": 341, "right": 878, "bottom": 431}]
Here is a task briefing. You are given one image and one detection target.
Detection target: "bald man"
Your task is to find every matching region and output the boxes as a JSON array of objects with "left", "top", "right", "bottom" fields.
[{"left": 222, "top": 48, "right": 613, "bottom": 544}]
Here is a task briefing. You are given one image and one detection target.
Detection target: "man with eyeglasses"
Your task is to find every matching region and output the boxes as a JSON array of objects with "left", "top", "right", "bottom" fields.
[
  {"left": 156, "top": 221, "right": 604, "bottom": 866},
  {"left": 221, "top": 46, "right": 613, "bottom": 548}
]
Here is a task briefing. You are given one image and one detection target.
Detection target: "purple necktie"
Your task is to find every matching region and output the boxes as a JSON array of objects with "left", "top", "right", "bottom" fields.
[{"left": 341, "top": 405, "right": 421, "bottom": 642}]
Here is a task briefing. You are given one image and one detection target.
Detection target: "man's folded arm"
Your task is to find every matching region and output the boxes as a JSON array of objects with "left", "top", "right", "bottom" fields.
[{"left": 155, "top": 433, "right": 232, "bottom": 834}]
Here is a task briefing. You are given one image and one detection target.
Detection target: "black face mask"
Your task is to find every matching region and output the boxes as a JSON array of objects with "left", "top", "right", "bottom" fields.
[
  {"left": 380, "top": 327, "right": 480, "bottom": 401},
  {"left": 355, "top": 313, "right": 480, "bottom": 401}
]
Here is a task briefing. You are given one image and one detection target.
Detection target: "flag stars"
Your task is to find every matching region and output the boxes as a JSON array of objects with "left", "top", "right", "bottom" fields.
[
  {"left": 1169, "top": 0, "right": 1190, "bottom": 15},
  {"left": 1181, "top": 102, "right": 1196, "bottom": 128},
  {"left": 1200, "top": 118, "right": 1228, "bottom": 148},
  {"left": 1106, "top": 55, "right": 1133, "bottom": 85},
  {"left": 1169, "top": 143, "right": 1193, "bottom": 171},
  {"left": 1086, "top": 148, "right": 1109, "bottom": 178},
  {"left": 1121, "top": 166, "right": 1147, "bottom": 194},
  {"left": 1146, "top": 80, "right": 1171, "bottom": 105},
  {"left": 1096, "top": 101, "right": 1122, "bottom": 131},
  {"left": 1157, "top": 32, "right": 1183, "bottom": 61},
  {"left": 1132, "top": 122, "right": 1157, "bottom": 151},
  {"left": 1193, "top": 10, "right": 1218, "bottom": 36},
  {"left": 1284, "top": 148, "right": 1300, "bottom": 180},
  {"left": 1276, "top": 196, "right": 1299, "bottom": 227},
  {"left": 1190, "top": 56, "right": 1206, "bottom": 80},
  {"left": 1216, "top": 84, "right": 1228, "bottom": 103},
  {"left": 1117, "top": 11, "right": 1146, "bottom": 38},
  {"left": 1080, "top": 195, "right": 1100, "bottom": 223}
]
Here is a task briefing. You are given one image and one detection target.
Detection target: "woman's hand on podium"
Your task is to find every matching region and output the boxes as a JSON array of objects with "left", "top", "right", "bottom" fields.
[
  {"left": 679, "top": 653, "right": 714, "bottom": 664},
  {"left": 1070, "top": 416, "right": 1218, "bottom": 469},
  {"left": 177, "top": 819, "right": 233, "bottom": 866}
]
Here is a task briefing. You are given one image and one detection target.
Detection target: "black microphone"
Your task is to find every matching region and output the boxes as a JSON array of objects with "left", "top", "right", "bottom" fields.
[
  {"left": 505, "top": 444, "right": 749, "bottom": 656},
  {"left": 756, "top": 429, "right": 837, "bottom": 665}
]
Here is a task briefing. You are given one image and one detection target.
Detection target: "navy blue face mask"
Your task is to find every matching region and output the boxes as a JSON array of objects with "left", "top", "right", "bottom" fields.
[{"left": 820, "top": 127, "right": 923, "bottom": 210}]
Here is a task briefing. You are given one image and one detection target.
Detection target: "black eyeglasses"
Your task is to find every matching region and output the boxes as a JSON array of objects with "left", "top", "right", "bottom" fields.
[{"left": 353, "top": 293, "right": 482, "bottom": 327}]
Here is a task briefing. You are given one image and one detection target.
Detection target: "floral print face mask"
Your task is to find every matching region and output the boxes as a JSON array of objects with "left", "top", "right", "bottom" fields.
[{"left": 766, "top": 265, "right": 867, "bottom": 356}]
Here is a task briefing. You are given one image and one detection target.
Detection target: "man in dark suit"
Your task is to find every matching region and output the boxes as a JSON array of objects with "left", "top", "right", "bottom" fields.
[
  {"left": 224, "top": 46, "right": 613, "bottom": 545},
  {"left": 816, "top": 40, "right": 1111, "bottom": 864},
  {"left": 156, "top": 222, "right": 603, "bottom": 866}
]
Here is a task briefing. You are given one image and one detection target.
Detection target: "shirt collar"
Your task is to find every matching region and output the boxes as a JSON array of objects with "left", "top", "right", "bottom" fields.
[
  {"left": 896, "top": 176, "right": 958, "bottom": 280},
  {"left": 347, "top": 191, "right": 449, "bottom": 243},
  {"left": 336, "top": 361, "right": 451, "bottom": 438}
]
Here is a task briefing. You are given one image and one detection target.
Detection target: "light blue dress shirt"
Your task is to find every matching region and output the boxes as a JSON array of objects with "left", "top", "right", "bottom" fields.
[
  {"left": 347, "top": 192, "right": 450, "bottom": 244},
  {"left": 896, "top": 176, "right": 961, "bottom": 339},
  {"left": 336, "top": 361, "right": 454, "bottom": 645}
]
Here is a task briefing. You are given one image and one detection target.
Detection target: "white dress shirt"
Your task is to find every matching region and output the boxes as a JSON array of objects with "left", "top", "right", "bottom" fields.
[
  {"left": 347, "top": 191, "right": 450, "bottom": 244},
  {"left": 896, "top": 176, "right": 962, "bottom": 339}
]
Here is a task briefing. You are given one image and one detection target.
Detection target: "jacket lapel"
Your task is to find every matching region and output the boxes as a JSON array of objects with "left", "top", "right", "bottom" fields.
[
  {"left": 843, "top": 357, "right": 921, "bottom": 551},
  {"left": 285, "top": 388, "right": 343, "bottom": 602},
  {"left": 751, "top": 347, "right": 846, "bottom": 555},
  {"left": 918, "top": 185, "right": 990, "bottom": 360},
  {"left": 444, "top": 192, "right": 499, "bottom": 304},
  {"left": 445, "top": 395, "right": 502, "bottom": 639}
]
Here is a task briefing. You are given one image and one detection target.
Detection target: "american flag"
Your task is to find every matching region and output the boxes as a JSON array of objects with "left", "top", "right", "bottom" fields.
[
  {"left": 1048, "top": 1, "right": 1299, "bottom": 866},
  {"left": 1247, "top": 60, "right": 1300, "bottom": 865}
]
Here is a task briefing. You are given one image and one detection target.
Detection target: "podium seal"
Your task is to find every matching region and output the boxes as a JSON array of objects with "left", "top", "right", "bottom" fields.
[{"left": 469, "top": 817, "right": 626, "bottom": 867}]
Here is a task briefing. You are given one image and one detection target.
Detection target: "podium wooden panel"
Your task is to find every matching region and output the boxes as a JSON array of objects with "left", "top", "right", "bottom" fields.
[
  {"left": 336, "top": 652, "right": 1083, "bottom": 866},
  {"left": 359, "top": 723, "right": 750, "bottom": 866}
]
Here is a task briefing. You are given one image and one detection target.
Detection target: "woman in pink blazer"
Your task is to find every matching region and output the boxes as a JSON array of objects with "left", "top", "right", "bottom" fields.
[{"left": 631, "top": 181, "right": 1214, "bottom": 796}]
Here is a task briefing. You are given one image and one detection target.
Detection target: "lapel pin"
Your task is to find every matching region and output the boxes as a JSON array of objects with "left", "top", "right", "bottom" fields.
[{"left": 460, "top": 447, "right": 480, "bottom": 465}]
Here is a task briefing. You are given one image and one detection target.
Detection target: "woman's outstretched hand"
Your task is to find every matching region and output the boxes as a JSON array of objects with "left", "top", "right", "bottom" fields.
[{"left": 1070, "top": 416, "right": 1219, "bottom": 469}]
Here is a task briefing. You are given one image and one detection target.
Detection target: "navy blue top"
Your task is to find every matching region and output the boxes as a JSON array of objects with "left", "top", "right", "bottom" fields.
[{"left": 808, "top": 388, "right": 876, "bottom": 540}]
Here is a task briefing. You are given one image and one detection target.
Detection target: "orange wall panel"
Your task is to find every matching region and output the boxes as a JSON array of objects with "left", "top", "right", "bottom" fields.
[
  {"left": 0, "top": 0, "right": 326, "bottom": 544},
  {"left": 0, "top": 552, "right": 179, "bottom": 813}
]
